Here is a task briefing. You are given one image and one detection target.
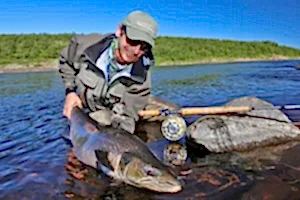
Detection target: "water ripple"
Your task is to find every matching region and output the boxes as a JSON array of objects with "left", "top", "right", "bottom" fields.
[{"left": 0, "top": 61, "right": 300, "bottom": 199}]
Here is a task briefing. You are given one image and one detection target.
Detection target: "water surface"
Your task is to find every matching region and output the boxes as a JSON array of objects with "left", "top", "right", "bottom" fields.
[{"left": 0, "top": 60, "right": 300, "bottom": 199}]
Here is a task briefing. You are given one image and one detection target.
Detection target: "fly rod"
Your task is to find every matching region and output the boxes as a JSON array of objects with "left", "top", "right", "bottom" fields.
[
  {"left": 138, "top": 104, "right": 300, "bottom": 117},
  {"left": 138, "top": 104, "right": 300, "bottom": 141}
]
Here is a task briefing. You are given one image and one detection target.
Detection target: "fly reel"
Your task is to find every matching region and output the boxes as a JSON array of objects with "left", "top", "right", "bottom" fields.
[
  {"left": 163, "top": 142, "right": 188, "bottom": 166},
  {"left": 161, "top": 115, "right": 187, "bottom": 141}
]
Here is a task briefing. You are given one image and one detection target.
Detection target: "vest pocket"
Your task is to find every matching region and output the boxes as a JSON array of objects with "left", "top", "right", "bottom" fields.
[
  {"left": 77, "top": 66, "right": 105, "bottom": 111},
  {"left": 78, "top": 67, "right": 100, "bottom": 89},
  {"left": 106, "top": 83, "right": 125, "bottom": 105}
]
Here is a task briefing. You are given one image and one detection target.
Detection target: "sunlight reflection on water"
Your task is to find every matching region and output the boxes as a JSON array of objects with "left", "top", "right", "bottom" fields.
[{"left": 0, "top": 60, "right": 300, "bottom": 199}]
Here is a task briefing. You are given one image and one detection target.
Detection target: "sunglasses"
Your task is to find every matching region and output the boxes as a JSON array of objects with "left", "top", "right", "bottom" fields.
[{"left": 122, "top": 26, "right": 151, "bottom": 52}]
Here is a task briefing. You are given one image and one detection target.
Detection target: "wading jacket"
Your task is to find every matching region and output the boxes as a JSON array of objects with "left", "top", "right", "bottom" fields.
[{"left": 58, "top": 33, "right": 154, "bottom": 133}]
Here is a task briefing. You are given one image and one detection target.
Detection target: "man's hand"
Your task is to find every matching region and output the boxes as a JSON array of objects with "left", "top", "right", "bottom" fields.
[{"left": 63, "top": 92, "right": 83, "bottom": 119}]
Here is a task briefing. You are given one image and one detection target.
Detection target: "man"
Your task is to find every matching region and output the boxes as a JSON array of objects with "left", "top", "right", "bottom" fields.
[{"left": 58, "top": 10, "right": 158, "bottom": 134}]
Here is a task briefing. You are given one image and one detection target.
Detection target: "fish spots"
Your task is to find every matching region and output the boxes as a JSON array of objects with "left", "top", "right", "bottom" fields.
[{"left": 84, "top": 123, "right": 98, "bottom": 134}]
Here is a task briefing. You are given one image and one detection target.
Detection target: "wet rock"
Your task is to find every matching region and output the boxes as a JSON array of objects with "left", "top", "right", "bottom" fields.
[{"left": 187, "top": 96, "right": 300, "bottom": 153}]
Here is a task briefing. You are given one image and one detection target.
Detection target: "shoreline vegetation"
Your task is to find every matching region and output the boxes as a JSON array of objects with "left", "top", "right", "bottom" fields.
[{"left": 1, "top": 33, "right": 300, "bottom": 73}]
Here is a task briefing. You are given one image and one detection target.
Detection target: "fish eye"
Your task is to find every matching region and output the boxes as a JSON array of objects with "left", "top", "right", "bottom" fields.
[{"left": 142, "top": 165, "right": 161, "bottom": 176}]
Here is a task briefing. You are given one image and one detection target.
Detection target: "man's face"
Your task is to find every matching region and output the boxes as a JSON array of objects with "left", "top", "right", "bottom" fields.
[{"left": 117, "top": 27, "right": 150, "bottom": 64}]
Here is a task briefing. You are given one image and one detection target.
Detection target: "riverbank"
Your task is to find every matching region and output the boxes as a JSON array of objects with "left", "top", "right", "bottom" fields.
[
  {"left": 1, "top": 56, "right": 300, "bottom": 74},
  {"left": 0, "top": 60, "right": 58, "bottom": 74},
  {"left": 2, "top": 34, "right": 300, "bottom": 74},
  {"left": 157, "top": 55, "right": 300, "bottom": 67}
]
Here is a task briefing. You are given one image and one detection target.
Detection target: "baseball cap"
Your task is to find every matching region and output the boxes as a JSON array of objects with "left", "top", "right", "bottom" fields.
[{"left": 122, "top": 10, "right": 158, "bottom": 48}]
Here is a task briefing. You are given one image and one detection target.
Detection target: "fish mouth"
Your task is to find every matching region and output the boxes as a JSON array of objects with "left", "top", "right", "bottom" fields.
[
  {"left": 163, "top": 184, "right": 182, "bottom": 193},
  {"left": 150, "top": 183, "right": 182, "bottom": 193},
  {"left": 136, "top": 179, "right": 182, "bottom": 193}
]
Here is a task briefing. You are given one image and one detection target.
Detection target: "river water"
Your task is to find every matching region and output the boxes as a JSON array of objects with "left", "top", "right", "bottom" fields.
[{"left": 0, "top": 60, "right": 300, "bottom": 199}]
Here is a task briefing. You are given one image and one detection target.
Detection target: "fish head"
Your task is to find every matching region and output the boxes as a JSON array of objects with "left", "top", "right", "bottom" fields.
[{"left": 120, "top": 153, "right": 182, "bottom": 193}]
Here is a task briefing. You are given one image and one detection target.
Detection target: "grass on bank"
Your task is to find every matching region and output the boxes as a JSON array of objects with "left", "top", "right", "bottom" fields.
[{"left": 0, "top": 33, "right": 300, "bottom": 67}]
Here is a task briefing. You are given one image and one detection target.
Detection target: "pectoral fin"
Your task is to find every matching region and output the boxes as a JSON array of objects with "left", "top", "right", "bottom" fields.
[{"left": 95, "top": 150, "right": 114, "bottom": 173}]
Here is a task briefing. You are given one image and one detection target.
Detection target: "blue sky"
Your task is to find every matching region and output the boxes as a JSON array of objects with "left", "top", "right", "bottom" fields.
[{"left": 1, "top": 0, "right": 299, "bottom": 48}]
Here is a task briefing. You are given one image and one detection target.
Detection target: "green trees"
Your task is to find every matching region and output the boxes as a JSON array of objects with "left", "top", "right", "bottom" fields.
[
  {"left": 0, "top": 34, "right": 299, "bottom": 66},
  {"left": 154, "top": 36, "right": 300, "bottom": 65},
  {"left": 0, "top": 34, "right": 73, "bottom": 65}
]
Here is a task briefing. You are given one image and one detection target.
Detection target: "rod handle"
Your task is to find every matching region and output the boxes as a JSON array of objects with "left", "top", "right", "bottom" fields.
[{"left": 138, "top": 106, "right": 252, "bottom": 117}]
